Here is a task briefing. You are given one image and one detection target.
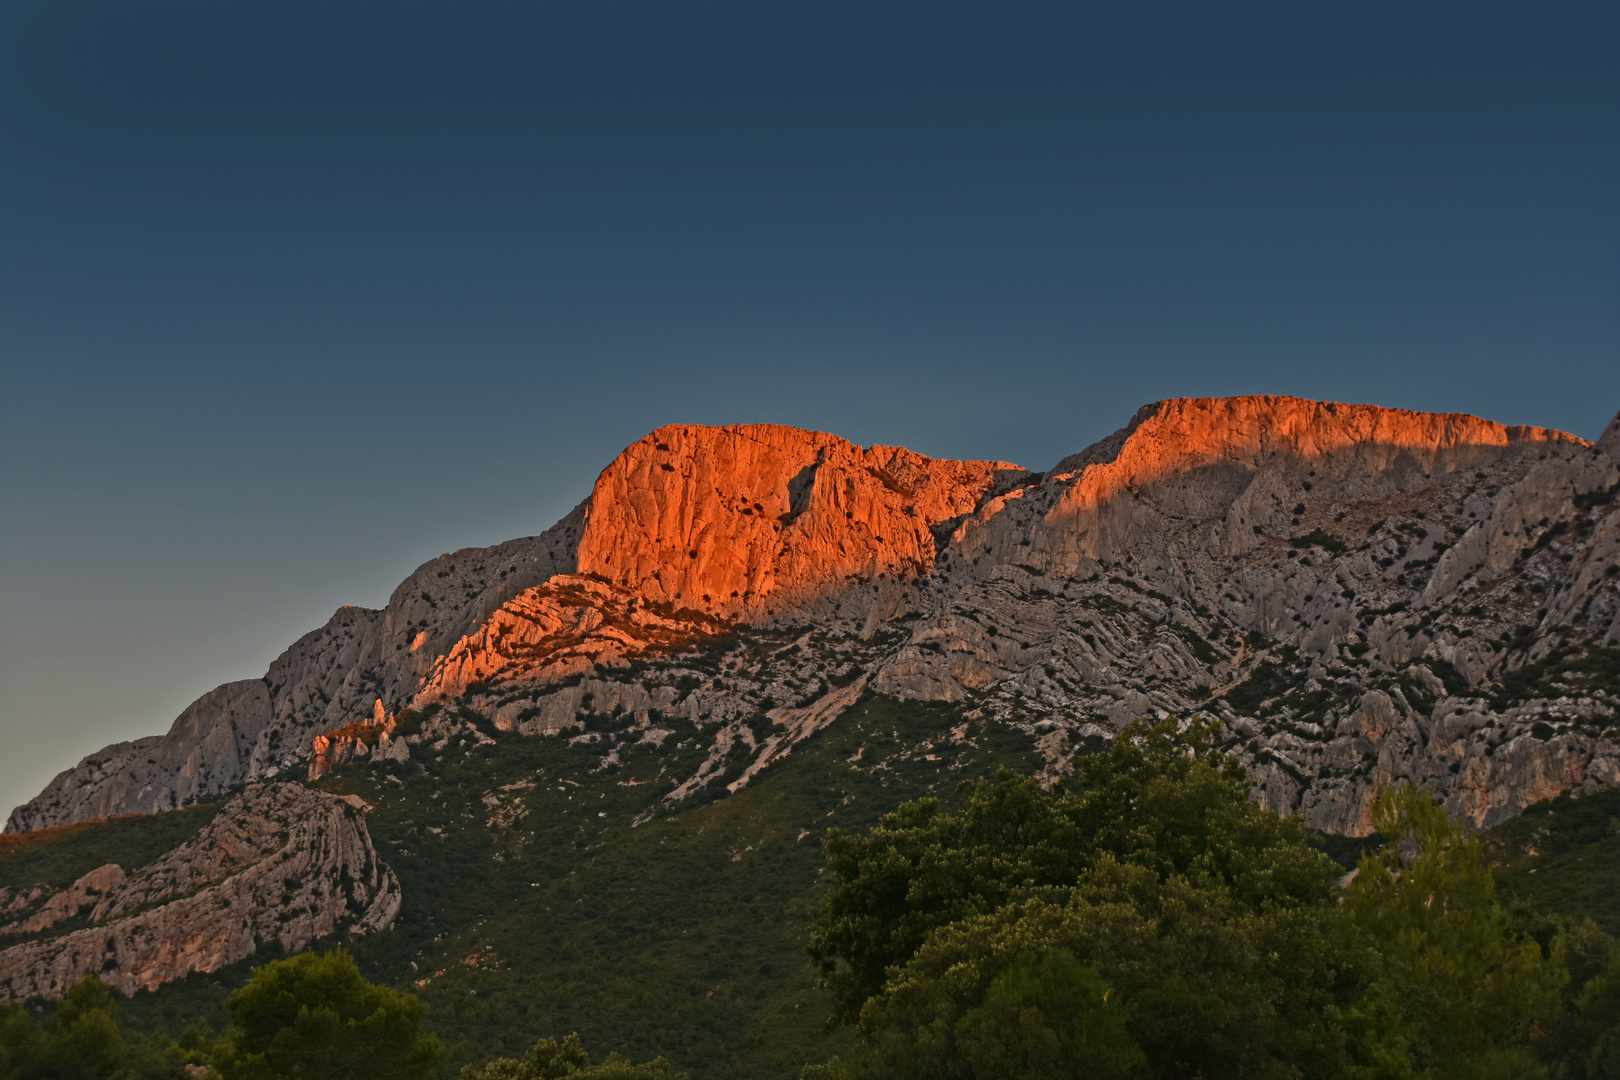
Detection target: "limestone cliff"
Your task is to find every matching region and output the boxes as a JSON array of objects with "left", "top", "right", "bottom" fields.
[
  {"left": 1601, "top": 410, "right": 1620, "bottom": 459},
  {"left": 11, "top": 425, "right": 1013, "bottom": 832},
  {"left": 0, "top": 783, "right": 396, "bottom": 998},
  {"left": 575, "top": 423, "right": 1021, "bottom": 618},
  {"left": 11, "top": 398, "right": 1620, "bottom": 843},
  {"left": 870, "top": 398, "right": 1620, "bottom": 831},
  {"left": 952, "top": 396, "right": 1584, "bottom": 574},
  {"left": 8, "top": 516, "right": 585, "bottom": 833}
]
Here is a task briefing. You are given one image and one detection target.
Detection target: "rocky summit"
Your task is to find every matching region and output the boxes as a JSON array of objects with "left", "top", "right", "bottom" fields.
[{"left": 4, "top": 395, "right": 1620, "bottom": 1010}]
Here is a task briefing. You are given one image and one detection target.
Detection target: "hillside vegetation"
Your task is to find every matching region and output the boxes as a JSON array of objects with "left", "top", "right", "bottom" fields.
[
  {"left": 9, "top": 697, "right": 1620, "bottom": 1078},
  {"left": 66, "top": 695, "right": 1036, "bottom": 1077}
]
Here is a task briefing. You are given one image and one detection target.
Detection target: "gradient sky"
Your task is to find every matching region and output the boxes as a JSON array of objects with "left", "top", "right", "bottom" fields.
[{"left": 1, "top": 0, "right": 1617, "bottom": 820}]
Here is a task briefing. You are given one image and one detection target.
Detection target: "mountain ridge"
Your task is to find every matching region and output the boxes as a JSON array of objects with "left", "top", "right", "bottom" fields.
[
  {"left": 10, "top": 395, "right": 1619, "bottom": 840},
  {"left": 5, "top": 391, "right": 1620, "bottom": 1017}
]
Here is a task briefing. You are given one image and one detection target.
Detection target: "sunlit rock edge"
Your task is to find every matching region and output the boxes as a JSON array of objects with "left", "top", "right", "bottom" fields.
[{"left": 5, "top": 395, "right": 1620, "bottom": 996}]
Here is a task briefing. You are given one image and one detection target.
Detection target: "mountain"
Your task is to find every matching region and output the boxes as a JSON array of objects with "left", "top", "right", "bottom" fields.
[
  {"left": 0, "top": 784, "right": 395, "bottom": 999},
  {"left": 3, "top": 395, "right": 1619, "bottom": 1071},
  {"left": 13, "top": 396, "right": 1619, "bottom": 836}
]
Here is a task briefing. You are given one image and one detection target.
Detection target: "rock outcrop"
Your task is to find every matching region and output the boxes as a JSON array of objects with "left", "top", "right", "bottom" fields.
[
  {"left": 11, "top": 397, "right": 1620, "bottom": 843},
  {"left": 1600, "top": 409, "right": 1620, "bottom": 459},
  {"left": 11, "top": 426, "right": 1013, "bottom": 832},
  {"left": 0, "top": 783, "right": 397, "bottom": 998},
  {"left": 951, "top": 396, "right": 1584, "bottom": 576},
  {"left": 8, "top": 681, "right": 272, "bottom": 831},
  {"left": 576, "top": 424, "right": 1021, "bottom": 618},
  {"left": 9, "top": 520, "right": 585, "bottom": 832},
  {"left": 416, "top": 574, "right": 730, "bottom": 703}
]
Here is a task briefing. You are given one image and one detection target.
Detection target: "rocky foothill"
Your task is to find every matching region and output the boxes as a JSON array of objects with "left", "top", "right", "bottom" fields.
[
  {"left": 0, "top": 783, "right": 397, "bottom": 999},
  {"left": 5, "top": 396, "right": 1620, "bottom": 995}
]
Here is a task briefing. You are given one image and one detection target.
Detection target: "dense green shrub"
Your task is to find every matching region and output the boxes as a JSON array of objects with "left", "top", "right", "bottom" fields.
[
  {"left": 803, "top": 720, "right": 1595, "bottom": 1080},
  {"left": 459, "top": 1032, "right": 685, "bottom": 1079},
  {"left": 0, "top": 976, "right": 192, "bottom": 1080},
  {"left": 213, "top": 950, "right": 443, "bottom": 1080}
]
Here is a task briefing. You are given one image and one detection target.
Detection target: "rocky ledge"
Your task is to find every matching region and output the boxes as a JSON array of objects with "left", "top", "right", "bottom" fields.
[
  {"left": 10, "top": 397, "right": 1620, "bottom": 843},
  {"left": 0, "top": 783, "right": 398, "bottom": 998}
]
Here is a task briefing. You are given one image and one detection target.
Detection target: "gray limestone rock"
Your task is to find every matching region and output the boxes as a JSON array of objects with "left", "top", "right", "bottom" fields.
[{"left": 0, "top": 783, "right": 397, "bottom": 998}]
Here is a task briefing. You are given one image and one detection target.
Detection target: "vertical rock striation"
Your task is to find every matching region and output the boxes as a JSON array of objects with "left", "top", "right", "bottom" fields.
[{"left": 575, "top": 423, "right": 1022, "bottom": 618}]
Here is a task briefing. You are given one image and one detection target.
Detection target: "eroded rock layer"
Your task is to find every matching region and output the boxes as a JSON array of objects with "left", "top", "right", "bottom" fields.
[
  {"left": 10, "top": 397, "right": 1620, "bottom": 842},
  {"left": 0, "top": 784, "right": 397, "bottom": 998},
  {"left": 576, "top": 423, "right": 1022, "bottom": 617},
  {"left": 8, "top": 519, "right": 586, "bottom": 833}
]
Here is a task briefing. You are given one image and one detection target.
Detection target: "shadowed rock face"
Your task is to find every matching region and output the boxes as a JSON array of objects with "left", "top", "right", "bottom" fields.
[
  {"left": 11, "top": 425, "right": 1016, "bottom": 833},
  {"left": 955, "top": 396, "right": 1586, "bottom": 575},
  {"left": 9, "top": 681, "right": 272, "bottom": 830},
  {"left": 1602, "top": 411, "right": 1620, "bottom": 458},
  {"left": 0, "top": 783, "right": 397, "bottom": 998},
  {"left": 10, "top": 397, "right": 1620, "bottom": 841}
]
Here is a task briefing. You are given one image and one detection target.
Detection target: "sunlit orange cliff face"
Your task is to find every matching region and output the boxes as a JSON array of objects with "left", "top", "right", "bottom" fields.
[
  {"left": 574, "top": 423, "right": 1023, "bottom": 618},
  {"left": 11, "top": 397, "right": 1620, "bottom": 1003},
  {"left": 14, "top": 394, "right": 1614, "bottom": 841},
  {"left": 953, "top": 396, "right": 1587, "bottom": 573},
  {"left": 411, "top": 400, "right": 1585, "bottom": 704},
  {"left": 409, "top": 424, "right": 1023, "bottom": 702}
]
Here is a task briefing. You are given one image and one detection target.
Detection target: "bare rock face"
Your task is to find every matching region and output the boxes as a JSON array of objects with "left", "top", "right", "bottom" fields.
[
  {"left": 6, "top": 738, "right": 164, "bottom": 837},
  {"left": 9, "top": 681, "right": 272, "bottom": 834},
  {"left": 0, "top": 783, "right": 397, "bottom": 998},
  {"left": 9, "top": 427, "right": 1013, "bottom": 831},
  {"left": 11, "top": 396, "right": 1620, "bottom": 844},
  {"left": 952, "top": 396, "right": 1584, "bottom": 576},
  {"left": 576, "top": 424, "right": 1021, "bottom": 619},
  {"left": 9, "top": 513, "right": 586, "bottom": 833},
  {"left": 416, "top": 574, "right": 730, "bottom": 703},
  {"left": 307, "top": 700, "right": 495, "bottom": 780},
  {"left": 1600, "top": 409, "right": 1620, "bottom": 460}
]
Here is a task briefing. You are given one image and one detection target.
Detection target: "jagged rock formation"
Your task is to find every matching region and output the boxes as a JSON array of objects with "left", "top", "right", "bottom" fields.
[
  {"left": 11, "top": 400, "right": 1620, "bottom": 842},
  {"left": 417, "top": 575, "right": 731, "bottom": 703},
  {"left": 0, "top": 783, "right": 397, "bottom": 998},
  {"left": 8, "top": 522, "right": 586, "bottom": 833},
  {"left": 9, "top": 425, "right": 1012, "bottom": 832},
  {"left": 575, "top": 424, "right": 1022, "bottom": 618},
  {"left": 308, "top": 700, "right": 493, "bottom": 780},
  {"left": 1600, "top": 411, "right": 1620, "bottom": 458},
  {"left": 864, "top": 398, "right": 1620, "bottom": 832}
]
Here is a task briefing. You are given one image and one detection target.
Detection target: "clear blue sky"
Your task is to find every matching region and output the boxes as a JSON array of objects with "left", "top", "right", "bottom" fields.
[{"left": 2, "top": 0, "right": 1617, "bottom": 819}]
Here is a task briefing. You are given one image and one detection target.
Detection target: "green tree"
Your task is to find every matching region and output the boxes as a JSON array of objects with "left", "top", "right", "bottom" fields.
[
  {"left": 459, "top": 1032, "right": 685, "bottom": 1080},
  {"left": 0, "top": 976, "right": 185, "bottom": 1080},
  {"left": 1570, "top": 944, "right": 1620, "bottom": 1079},
  {"left": 1338, "top": 784, "right": 1566, "bottom": 1079},
  {"left": 40, "top": 977, "right": 130, "bottom": 1080},
  {"left": 1519, "top": 914, "right": 1617, "bottom": 1074},
  {"left": 808, "top": 718, "right": 1352, "bottom": 1079},
  {"left": 810, "top": 717, "right": 1335, "bottom": 1024},
  {"left": 213, "top": 950, "right": 443, "bottom": 1080},
  {"left": 847, "top": 859, "right": 1346, "bottom": 1080},
  {"left": 0, "top": 1000, "right": 47, "bottom": 1080},
  {"left": 952, "top": 951, "right": 1144, "bottom": 1080},
  {"left": 808, "top": 761, "right": 1090, "bottom": 1022}
]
